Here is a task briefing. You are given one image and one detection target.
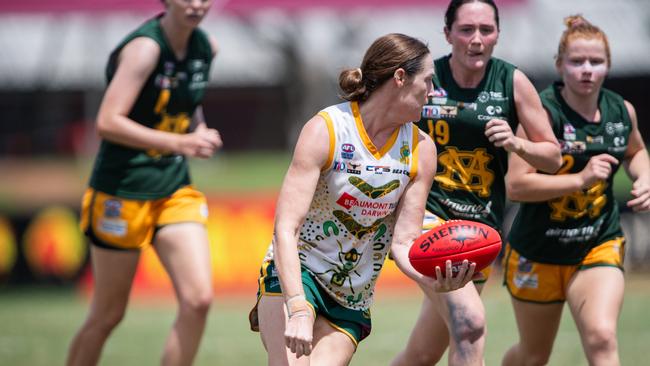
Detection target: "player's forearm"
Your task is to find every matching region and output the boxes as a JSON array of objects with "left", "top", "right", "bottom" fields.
[
  {"left": 390, "top": 242, "right": 427, "bottom": 284},
  {"left": 273, "top": 228, "right": 306, "bottom": 300},
  {"left": 515, "top": 140, "right": 562, "bottom": 174},
  {"left": 97, "top": 114, "right": 182, "bottom": 153},
  {"left": 624, "top": 149, "right": 650, "bottom": 183},
  {"left": 507, "top": 172, "right": 584, "bottom": 202}
]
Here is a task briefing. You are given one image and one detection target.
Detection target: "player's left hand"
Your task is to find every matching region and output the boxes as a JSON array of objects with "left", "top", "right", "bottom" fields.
[
  {"left": 485, "top": 118, "right": 523, "bottom": 153},
  {"left": 627, "top": 178, "right": 650, "bottom": 212}
]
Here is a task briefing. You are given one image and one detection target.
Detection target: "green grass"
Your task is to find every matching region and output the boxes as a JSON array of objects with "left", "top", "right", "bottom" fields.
[
  {"left": 2, "top": 274, "right": 650, "bottom": 365},
  {"left": 189, "top": 152, "right": 291, "bottom": 193}
]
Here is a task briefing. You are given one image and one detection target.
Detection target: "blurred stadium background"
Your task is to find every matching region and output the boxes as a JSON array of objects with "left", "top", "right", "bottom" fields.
[{"left": 0, "top": 0, "right": 649, "bottom": 365}]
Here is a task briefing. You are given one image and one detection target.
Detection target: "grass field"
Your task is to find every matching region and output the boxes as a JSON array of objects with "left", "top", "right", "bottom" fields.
[
  {"left": 0, "top": 154, "right": 645, "bottom": 365},
  {"left": 2, "top": 272, "right": 650, "bottom": 365}
]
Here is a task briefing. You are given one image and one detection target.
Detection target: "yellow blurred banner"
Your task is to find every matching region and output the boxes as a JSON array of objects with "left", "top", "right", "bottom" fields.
[
  {"left": 1, "top": 193, "right": 415, "bottom": 295},
  {"left": 78, "top": 192, "right": 416, "bottom": 297}
]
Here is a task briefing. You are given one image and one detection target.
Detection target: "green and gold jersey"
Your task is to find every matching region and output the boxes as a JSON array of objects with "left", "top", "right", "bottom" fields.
[
  {"left": 416, "top": 55, "right": 518, "bottom": 229},
  {"left": 264, "top": 101, "right": 418, "bottom": 310},
  {"left": 508, "top": 82, "right": 631, "bottom": 264},
  {"left": 89, "top": 14, "right": 214, "bottom": 199}
]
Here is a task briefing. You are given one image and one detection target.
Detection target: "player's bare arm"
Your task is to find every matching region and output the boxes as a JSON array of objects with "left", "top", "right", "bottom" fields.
[
  {"left": 273, "top": 115, "right": 329, "bottom": 357},
  {"left": 622, "top": 101, "right": 650, "bottom": 211},
  {"left": 510, "top": 69, "right": 562, "bottom": 173}
]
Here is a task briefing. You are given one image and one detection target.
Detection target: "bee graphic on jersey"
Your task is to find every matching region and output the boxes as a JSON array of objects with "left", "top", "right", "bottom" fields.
[{"left": 313, "top": 240, "right": 363, "bottom": 293}]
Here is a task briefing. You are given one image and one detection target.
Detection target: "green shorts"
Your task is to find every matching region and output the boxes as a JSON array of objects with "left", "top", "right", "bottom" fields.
[{"left": 249, "top": 260, "right": 371, "bottom": 346}]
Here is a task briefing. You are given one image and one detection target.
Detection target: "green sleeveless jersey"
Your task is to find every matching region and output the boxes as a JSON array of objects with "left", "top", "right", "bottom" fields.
[
  {"left": 89, "top": 15, "right": 213, "bottom": 199},
  {"left": 416, "top": 55, "right": 518, "bottom": 229},
  {"left": 508, "top": 82, "right": 631, "bottom": 264}
]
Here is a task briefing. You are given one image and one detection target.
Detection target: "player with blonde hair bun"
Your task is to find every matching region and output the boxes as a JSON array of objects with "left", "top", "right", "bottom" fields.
[{"left": 502, "top": 14, "right": 650, "bottom": 366}]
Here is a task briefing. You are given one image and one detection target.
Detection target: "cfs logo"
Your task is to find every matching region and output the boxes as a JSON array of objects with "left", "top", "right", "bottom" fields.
[{"left": 366, "top": 166, "right": 391, "bottom": 174}]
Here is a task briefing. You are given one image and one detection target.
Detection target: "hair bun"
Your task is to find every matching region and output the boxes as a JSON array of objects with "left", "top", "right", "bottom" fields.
[{"left": 564, "top": 15, "right": 589, "bottom": 29}]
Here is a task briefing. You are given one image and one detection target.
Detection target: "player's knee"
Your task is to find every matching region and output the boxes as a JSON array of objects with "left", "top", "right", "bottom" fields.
[
  {"left": 521, "top": 349, "right": 552, "bottom": 366},
  {"left": 87, "top": 308, "right": 126, "bottom": 333},
  {"left": 179, "top": 290, "right": 213, "bottom": 316},
  {"left": 449, "top": 310, "right": 485, "bottom": 345},
  {"left": 583, "top": 326, "right": 618, "bottom": 356},
  {"left": 413, "top": 350, "right": 444, "bottom": 366}
]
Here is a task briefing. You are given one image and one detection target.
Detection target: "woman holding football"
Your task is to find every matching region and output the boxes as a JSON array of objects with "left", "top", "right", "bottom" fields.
[
  {"left": 391, "top": 0, "right": 562, "bottom": 365},
  {"left": 249, "top": 33, "right": 476, "bottom": 366},
  {"left": 502, "top": 15, "right": 650, "bottom": 365}
]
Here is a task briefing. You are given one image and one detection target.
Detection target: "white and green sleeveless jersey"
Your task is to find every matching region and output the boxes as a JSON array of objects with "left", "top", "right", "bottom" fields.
[{"left": 266, "top": 101, "right": 419, "bottom": 310}]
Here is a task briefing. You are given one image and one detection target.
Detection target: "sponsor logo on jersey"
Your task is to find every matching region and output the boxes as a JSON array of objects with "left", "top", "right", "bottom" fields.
[
  {"left": 563, "top": 123, "right": 576, "bottom": 141},
  {"left": 478, "top": 91, "right": 508, "bottom": 103},
  {"left": 332, "top": 161, "right": 362, "bottom": 174},
  {"left": 432, "top": 97, "right": 448, "bottom": 105},
  {"left": 335, "top": 193, "right": 397, "bottom": 215},
  {"left": 458, "top": 102, "right": 477, "bottom": 111},
  {"left": 586, "top": 135, "right": 604, "bottom": 144},
  {"left": 399, "top": 142, "right": 411, "bottom": 165},
  {"left": 560, "top": 140, "right": 586, "bottom": 154},
  {"left": 333, "top": 160, "right": 347, "bottom": 172},
  {"left": 347, "top": 162, "right": 362, "bottom": 175},
  {"left": 517, "top": 256, "right": 533, "bottom": 273},
  {"left": 514, "top": 273, "right": 538, "bottom": 289},
  {"left": 440, "top": 106, "right": 458, "bottom": 117},
  {"left": 391, "top": 169, "right": 410, "bottom": 176},
  {"left": 489, "top": 91, "right": 508, "bottom": 102},
  {"left": 189, "top": 72, "right": 207, "bottom": 90},
  {"left": 478, "top": 115, "right": 499, "bottom": 121},
  {"left": 361, "top": 165, "right": 409, "bottom": 176},
  {"left": 436, "top": 147, "right": 494, "bottom": 197},
  {"left": 545, "top": 221, "right": 603, "bottom": 243},
  {"left": 341, "top": 143, "right": 355, "bottom": 159},
  {"left": 366, "top": 165, "right": 391, "bottom": 174},
  {"left": 98, "top": 218, "right": 127, "bottom": 237},
  {"left": 432, "top": 87, "right": 447, "bottom": 97},
  {"left": 485, "top": 105, "right": 503, "bottom": 116},
  {"left": 156, "top": 75, "right": 176, "bottom": 89},
  {"left": 164, "top": 61, "right": 175, "bottom": 75},
  {"left": 438, "top": 198, "right": 493, "bottom": 219},
  {"left": 422, "top": 105, "right": 441, "bottom": 118},
  {"left": 605, "top": 121, "right": 626, "bottom": 135},
  {"left": 104, "top": 199, "right": 122, "bottom": 218},
  {"left": 189, "top": 59, "right": 205, "bottom": 72}
]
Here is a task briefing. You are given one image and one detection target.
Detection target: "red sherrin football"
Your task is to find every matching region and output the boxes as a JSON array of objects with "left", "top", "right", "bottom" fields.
[{"left": 408, "top": 220, "right": 502, "bottom": 279}]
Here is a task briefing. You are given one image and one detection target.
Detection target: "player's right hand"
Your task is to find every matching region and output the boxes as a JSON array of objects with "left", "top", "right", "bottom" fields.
[
  {"left": 432, "top": 259, "right": 476, "bottom": 292},
  {"left": 579, "top": 154, "right": 618, "bottom": 188},
  {"left": 179, "top": 123, "right": 222, "bottom": 158},
  {"left": 284, "top": 303, "right": 314, "bottom": 358}
]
